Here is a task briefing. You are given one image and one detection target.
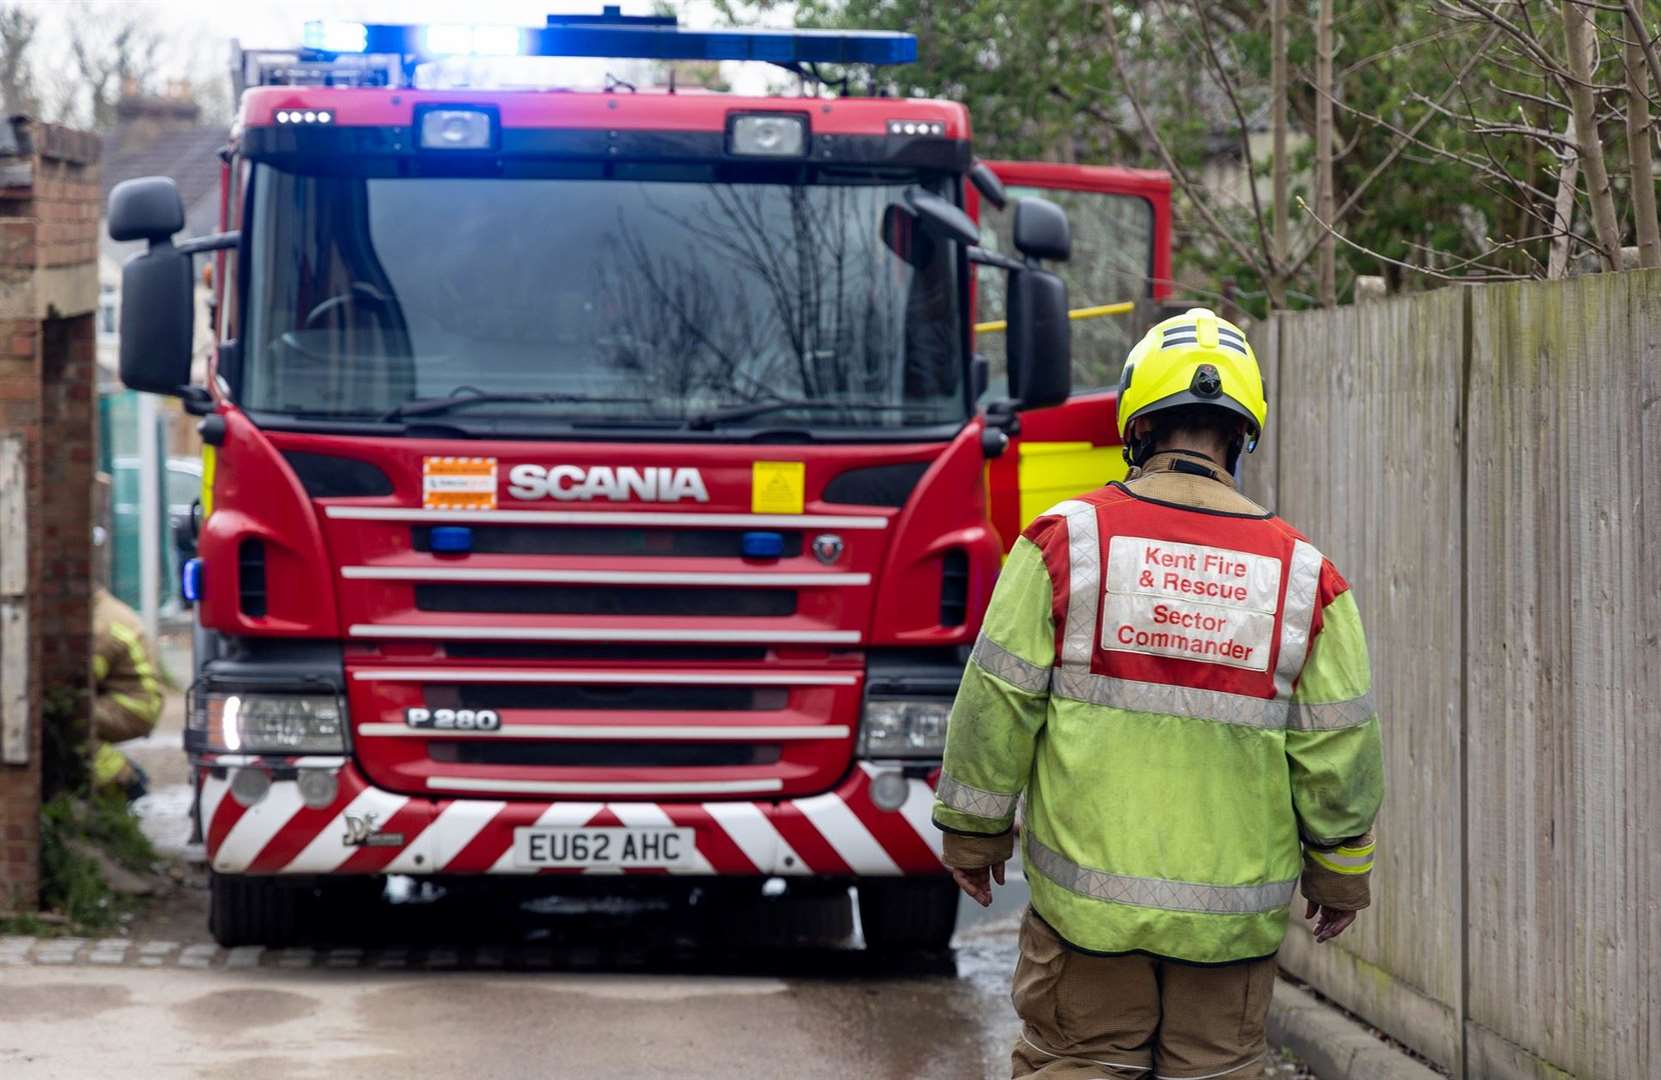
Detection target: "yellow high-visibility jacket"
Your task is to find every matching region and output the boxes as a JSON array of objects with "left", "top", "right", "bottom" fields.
[{"left": 935, "top": 453, "right": 1383, "bottom": 963}]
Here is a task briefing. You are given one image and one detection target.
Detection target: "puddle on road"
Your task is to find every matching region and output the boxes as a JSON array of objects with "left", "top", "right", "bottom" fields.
[
  {"left": 132, "top": 783, "right": 201, "bottom": 862},
  {"left": 4, "top": 982, "right": 132, "bottom": 1020},
  {"left": 176, "top": 988, "right": 320, "bottom": 1033}
]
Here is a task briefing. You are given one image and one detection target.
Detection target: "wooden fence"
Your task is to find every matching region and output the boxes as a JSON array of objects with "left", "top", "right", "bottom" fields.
[{"left": 1241, "top": 271, "right": 1660, "bottom": 1079}]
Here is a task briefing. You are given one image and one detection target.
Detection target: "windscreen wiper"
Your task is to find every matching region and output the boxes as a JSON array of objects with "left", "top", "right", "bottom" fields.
[
  {"left": 380, "top": 392, "right": 652, "bottom": 422},
  {"left": 685, "top": 398, "right": 918, "bottom": 431}
]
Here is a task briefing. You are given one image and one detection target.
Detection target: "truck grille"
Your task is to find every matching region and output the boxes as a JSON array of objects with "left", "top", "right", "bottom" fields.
[
  {"left": 413, "top": 584, "right": 797, "bottom": 618},
  {"left": 441, "top": 642, "right": 768, "bottom": 662},
  {"left": 427, "top": 741, "right": 780, "bottom": 768},
  {"left": 428, "top": 684, "right": 789, "bottom": 712}
]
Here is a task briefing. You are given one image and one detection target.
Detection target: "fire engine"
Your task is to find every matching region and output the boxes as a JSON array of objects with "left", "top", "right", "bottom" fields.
[{"left": 108, "top": 9, "right": 1171, "bottom": 949}]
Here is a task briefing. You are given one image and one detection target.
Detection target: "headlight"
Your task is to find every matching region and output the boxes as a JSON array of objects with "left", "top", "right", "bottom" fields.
[
  {"left": 860, "top": 698, "right": 950, "bottom": 758},
  {"left": 418, "top": 107, "right": 496, "bottom": 150},
  {"left": 193, "top": 692, "right": 346, "bottom": 754}
]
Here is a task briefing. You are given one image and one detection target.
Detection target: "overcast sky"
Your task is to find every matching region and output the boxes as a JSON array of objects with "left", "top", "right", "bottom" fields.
[{"left": 20, "top": 0, "right": 795, "bottom": 115}]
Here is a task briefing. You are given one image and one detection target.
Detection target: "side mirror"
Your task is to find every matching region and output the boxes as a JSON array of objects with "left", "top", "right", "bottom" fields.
[
  {"left": 905, "top": 186, "right": 980, "bottom": 248},
  {"left": 109, "top": 176, "right": 193, "bottom": 395},
  {"left": 1013, "top": 196, "right": 1070, "bottom": 263},
  {"left": 1007, "top": 268, "right": 1071, "bottom": 410},
  {"left": 108, "top": 176, "right": 185, "bottom": 244}
]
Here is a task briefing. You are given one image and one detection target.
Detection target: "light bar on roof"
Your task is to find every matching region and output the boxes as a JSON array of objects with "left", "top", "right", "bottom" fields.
[
  {"left": 299, "top": 18, "right": 917, "bottom": 67},
  {"left": 421, "top": 24, "right": 526, "bottom": 57},
  {"left": 302, "top": 21, "right": 369, "bottom": 54}
]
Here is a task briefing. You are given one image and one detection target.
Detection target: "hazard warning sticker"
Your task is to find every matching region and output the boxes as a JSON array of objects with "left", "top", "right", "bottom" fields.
[
  {"left": 1103, "top": 536, "right": 1283, "bottom": 671},
  {"left": 423, "top": 456, "right": 497, "bottom": 511},
  {"left": 751, "top": 460, "right": 805, "bottom": 515}
]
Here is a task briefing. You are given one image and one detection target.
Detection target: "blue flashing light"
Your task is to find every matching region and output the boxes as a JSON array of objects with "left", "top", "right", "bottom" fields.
[
  {"left": 429, "top": 526, "right": 474, "bottom": 554},
  {"left": 421, "top": 24, "right": 526, "bottom": 57},
  {"left": 303, "top": 20, "right": 369, "bottom": 54},
  {"left": 301, "top": 18, "right": 916, "bottom": 67},
  {"left": 740, "top": 531, "right": 786, "bottom": 559},
  {"left": 181, "top": 558, "right": 204, "bottom": 603}
]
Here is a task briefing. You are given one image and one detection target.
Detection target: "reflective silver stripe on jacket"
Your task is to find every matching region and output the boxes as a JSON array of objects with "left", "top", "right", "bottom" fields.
[
  {"left": 1026, "top": 836, "right": 1298, "bottom": 915},
  {"left": 936, "top": 772, "right": 1020, "bottom": 821},
  {"left": 970, "top": 633, "right": 1051, "bottom": 694},
  {"left": 1288, "top": 691, "right": 1376, "bottom": 731},
  {"left": 1051, "top": 499, "right": 1101, "bottom": 671},
  {"left": 1273, "top": 540, "right": 1325, "bottom": 700},
  {"left": 1050, "top": 669, "right": 1288, "bottom": 730}
]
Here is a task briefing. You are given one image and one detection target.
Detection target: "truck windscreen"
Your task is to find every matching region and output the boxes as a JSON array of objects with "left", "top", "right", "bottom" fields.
[{"left": 241, "top": 165, "right": 966, "bottom": 435}]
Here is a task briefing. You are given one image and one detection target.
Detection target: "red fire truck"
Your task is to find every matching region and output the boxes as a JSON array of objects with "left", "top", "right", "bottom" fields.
[{"left": 109, "top": 10, "right": 1171, "bottom": 948}]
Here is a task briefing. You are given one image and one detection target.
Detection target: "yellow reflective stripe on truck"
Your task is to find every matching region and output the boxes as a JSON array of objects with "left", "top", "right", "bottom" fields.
[
  {"left": 974, "top": 300, "right": 1134, "bottom": 335},
  {"left": 200, "top": 443, "right": 216, "bottom": 518}
]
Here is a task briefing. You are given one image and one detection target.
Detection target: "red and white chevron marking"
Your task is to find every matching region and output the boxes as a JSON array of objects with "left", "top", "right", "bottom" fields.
[{"left": 200, "top": 762, "right": 945, "bottom": 877}]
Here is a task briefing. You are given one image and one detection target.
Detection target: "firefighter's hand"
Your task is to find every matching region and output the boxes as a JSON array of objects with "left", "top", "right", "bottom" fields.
[
  {"left": 1305, "top": 900, "right": 1358, "bottom": 943},
  {"left": 950, "top": 862, "right": 1005, "bottom": 907}
]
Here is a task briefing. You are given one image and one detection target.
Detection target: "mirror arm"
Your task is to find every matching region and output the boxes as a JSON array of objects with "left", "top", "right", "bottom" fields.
[
  {"left": 983, "top": 397, "right": 1022, "bottom": 434},
  {"left": 967, "top": 246, "right": 1023, "bottom": 272},
  {"left": 180, "top": 386, "right": 214, "bottom": 416},
  {"left": 173, "top": 230, "right": 239, "bottom": 257}
]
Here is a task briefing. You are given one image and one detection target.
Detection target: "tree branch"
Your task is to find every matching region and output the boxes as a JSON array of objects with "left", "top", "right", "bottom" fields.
[
  {"left": 1096, "top": 7, "right": 1268, "bottom": 278},
  {"left": 1297, "top": 195, "right": 1531, "bottom": 281}
]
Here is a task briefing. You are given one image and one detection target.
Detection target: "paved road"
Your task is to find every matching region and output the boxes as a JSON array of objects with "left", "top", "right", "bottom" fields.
[
  {"left": 19, "top": 672, "right": 1034, "bottom": 1078},
  {"left": 0, "top": 887, "right": 1029, "bottom": 1080}
]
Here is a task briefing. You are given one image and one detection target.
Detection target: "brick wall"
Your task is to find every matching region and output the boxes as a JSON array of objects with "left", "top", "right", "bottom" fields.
[{"left": 0, "top": 120, "right": 100, "bottom": 912}]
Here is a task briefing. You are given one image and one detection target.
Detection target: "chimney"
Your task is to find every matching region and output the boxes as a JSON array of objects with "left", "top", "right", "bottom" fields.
[{"left": 114, "top": 90, "right": 201, "bottom": 141}]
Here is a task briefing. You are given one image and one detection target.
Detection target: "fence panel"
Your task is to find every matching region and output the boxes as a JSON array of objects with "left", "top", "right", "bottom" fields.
[
  {"left": 1462, "top": 271, "right": 1661, "bottom": 1080},
  {"left": 1271, "top": 291, "right": 1467, "bottom": 1070}
]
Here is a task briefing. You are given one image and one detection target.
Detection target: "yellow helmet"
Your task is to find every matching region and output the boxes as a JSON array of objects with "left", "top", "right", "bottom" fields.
[{"left": 1116, "top": 307, "right": 1267, "bottom": 464}]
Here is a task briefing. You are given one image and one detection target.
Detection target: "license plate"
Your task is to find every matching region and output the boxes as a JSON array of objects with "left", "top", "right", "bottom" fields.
[{"left": 512, "top": 826, "right": 695, "bottom": 869}]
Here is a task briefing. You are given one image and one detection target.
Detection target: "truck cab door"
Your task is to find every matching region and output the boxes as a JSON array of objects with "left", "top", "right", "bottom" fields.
[{"left": 973, "top": 162, "right": 1173, "bottom": 549}]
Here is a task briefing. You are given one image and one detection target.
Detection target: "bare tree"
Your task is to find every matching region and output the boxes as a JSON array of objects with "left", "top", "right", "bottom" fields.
[
  {"left": 1271, "top": 0, "right": 1289, "bottom": 299},
  {"left": 64, "top": 2, "right": 164, "bottom": 132},
  {"left": 0, "top": 4, "right": 36, "bottom": 118},
  {"left": 1547, "top": 111, "right": 1582, "bottom": 278},
  {"left": 1559, "top": 1, "right": 1622, "bottom": 269},
  {"left": 1315, "top": 0, "right": 1336, "bottom": 305},
  {"left": 1622, "top": 5, "right": 1660, "bottom": 267}
]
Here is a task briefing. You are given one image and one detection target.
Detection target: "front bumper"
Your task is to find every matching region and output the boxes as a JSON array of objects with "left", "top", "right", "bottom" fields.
[{"left": 195, "top": 756, "right": 944, "bottom": 877}]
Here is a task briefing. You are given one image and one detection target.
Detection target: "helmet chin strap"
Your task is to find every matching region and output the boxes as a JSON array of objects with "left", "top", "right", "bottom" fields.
[{"left": 1122, "top": 431, "right": 1250, "bottom": 473}]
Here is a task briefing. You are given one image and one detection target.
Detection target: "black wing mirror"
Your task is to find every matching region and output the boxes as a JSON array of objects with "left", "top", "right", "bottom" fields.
[
  {"left": 108, "top": 177, "right": 237, "bottom": 400},
  {"left": 1007, "top": 267, "right": 1071, "bottom": 409},
  {"left": 110, "top": 177, "right": 193, "bottom": 395},
  {"left": 1013, "top": 196, "right": 1070, "bottom": 262},
  {"left": 109, "top": 176, "right": 186, "bottom": 244}
]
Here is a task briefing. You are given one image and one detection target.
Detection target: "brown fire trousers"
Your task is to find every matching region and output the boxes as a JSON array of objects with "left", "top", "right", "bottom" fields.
[{"left": 1009, "top": 909, "right": 1279, "bottom": 1080}]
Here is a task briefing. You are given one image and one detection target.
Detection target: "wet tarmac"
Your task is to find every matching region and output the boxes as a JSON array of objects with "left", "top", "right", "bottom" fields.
[{"left": 27, "top": 678, "right": 1032, "bottom": 1079}]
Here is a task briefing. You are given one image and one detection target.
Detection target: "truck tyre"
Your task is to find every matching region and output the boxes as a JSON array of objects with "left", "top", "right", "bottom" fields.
[
  {"left": 208, "top": 872, "right": 302, "bottom": 947},
  {"left": 858, "top": 878, "right": 959, "bottom": 952}
]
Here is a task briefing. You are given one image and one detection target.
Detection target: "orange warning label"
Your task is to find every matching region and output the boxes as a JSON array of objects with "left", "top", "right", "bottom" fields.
[{"left": 423, "top": 456, "right": 497, "bottom": 511}]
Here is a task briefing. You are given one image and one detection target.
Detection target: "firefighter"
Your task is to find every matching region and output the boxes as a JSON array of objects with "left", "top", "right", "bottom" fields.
[
  {"left": 935, "top": 309, "right": 1383, "bottom": 1079},
  {"left": 91, "top": 587, "right": 163, "bottom": 801}
]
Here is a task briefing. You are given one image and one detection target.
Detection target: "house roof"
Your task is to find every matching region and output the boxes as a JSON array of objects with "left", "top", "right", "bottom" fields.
[{"left": 99, "top": 121, "right": 225, "bottom": 212}]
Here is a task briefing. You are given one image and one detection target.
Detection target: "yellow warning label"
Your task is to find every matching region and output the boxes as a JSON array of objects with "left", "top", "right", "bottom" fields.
[
  {"left": 751, "top": 460, "right": 805, "bottom": 514},
  {"left": 423, "top": 456, "right": 498, "bottom": 511}
]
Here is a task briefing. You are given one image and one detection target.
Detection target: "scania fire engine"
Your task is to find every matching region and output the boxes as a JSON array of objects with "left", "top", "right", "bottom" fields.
[{"left": 109, "top": 9, "right": 1171, "bottom": 949}]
